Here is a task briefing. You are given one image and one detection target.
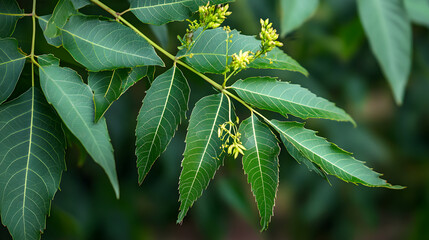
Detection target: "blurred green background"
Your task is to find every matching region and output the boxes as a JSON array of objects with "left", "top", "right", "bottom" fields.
[{"left": 2, "top": 0, "right": 429, "bottom": 239}]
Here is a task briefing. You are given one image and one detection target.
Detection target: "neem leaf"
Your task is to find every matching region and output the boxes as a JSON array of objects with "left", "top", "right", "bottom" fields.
[
  {"left": 0, "top": 87, "right": 66, "bottom": 240},
  {"left": 39, "top": 58, "right": 120, "bottom": 197},
  {"left": 0, "top": 37, "right": 26, "bottom": 104},
  {"left": 231, "top": 77, "right": 355, "bottom": 124},
  {"left": 38, "top": 15, "right": 62, "bottom": 47},
  {"left": 45, "top": 0, "right": 76, "bottom": 38},
  {"left": 62, "top": 15, "right": 164, "bottom": 71},
  {"left": 129, "top": 0, "right": 233, "bottom": 25},
  {"left": 135, "top": 66, "right": 190, "bottom": 183},
  {"left": 269, "top": 120, "right": 403, "bottom": 189},
  {"left": 240, "top": 114, "right": 280, "bottom": 230},
  {"left": 404, "top": 0, "right": 429, "bottom": 27},
  {"left": 178, "top": 93, "right": 229, "bottom": 223},
  {"left": 0, "top": 0, "right": 23, "bottom": 37},
  {"left": 357, "top": 0, "right": 411, "bottom": 104}
]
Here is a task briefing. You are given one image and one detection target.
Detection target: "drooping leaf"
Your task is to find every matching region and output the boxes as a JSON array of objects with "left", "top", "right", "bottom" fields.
[
  {"left": 0, "top": 87, "right": 66, "bottom": 240},
  {"left": 129, "top": 0, "right": 233, "bottom": 25},
  {"left": 231, "top": 77, "right": 355, "bottom": 124},
  {"left": 239, "top": 114, "right": 280, "bottom": 230},
  {"left": 357, "top": 0, "right": 411, "bottom": 104},
  {"left": 45, "top": 0, "right": 76, "bottom": 38},
  {"left": 280, "top": 0, "right": 319, "bottom": 36},
  {"left": 89, "top": 66, "right": 151, "bottom": 122},
  {"left": 62, "top": 15, "right": 164, "bottom": 71},
  {"left": 0, "top": 0, "right": 22, "bottom": 37},
  {"left": 135, "top": 66, "right": 190, "bottom": 183},
  {"left": 178, "top": 93, "right": 229, "bottom": 223},
  {"left": 404, "top": 0, "right": 429, "bottom": 27},
  {"left": 180, "top": 27, "right": 307, "bottom": 75},
  {"left": 269, "top": 120, "right": 402, "bottom": 189},
  {"left": 0, "top": 37, "right": 26, "bottom": 104},
  {"left": 38, "top": 15, "right": 62, "bottom": 47},
  {"left": 248, "top": 47, "right": 308, "bottom": 76},
  {"left": 38, "top": 58, "right": 120, "bottom": 197}
]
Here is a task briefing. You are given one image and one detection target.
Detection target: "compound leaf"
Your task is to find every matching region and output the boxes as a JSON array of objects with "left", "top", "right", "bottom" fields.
[
  {"left": 135, "top": 66, "right": 190, "bottom": 183},
  {"left": 0, "top": 0, "right": 22, "bottom": 37},
  {"left": 129, "top": 0, "right": 233, "bottom": 25},
  {"left": 231, "top": 77, "right": 354, "bottom": 124},
  {"left": 0, "top": 38, "right": 26, "bottom": 104},
  {"left": 62, "top": 15, "right": 164, "bottom": 71},
  {"left": 239, "top": 114, "right": 279, "bottom": 230},
  {"left": 357, "top": 0, "right": 411, "bottom": 104},
  {"left": 178, "top": 93, "right": 229, "bottom": 223},
  {"left": 39, "top": 59, "right": 119, "bottom": 197},
  {"left": 0, "top": 87, "right": 66, "bottom": 240},
  {"left": 269, "top": 120, "right": 402, "bottom": 189},
  {"left": 280, "top": 0, "right": 319, "bottom": 36}
]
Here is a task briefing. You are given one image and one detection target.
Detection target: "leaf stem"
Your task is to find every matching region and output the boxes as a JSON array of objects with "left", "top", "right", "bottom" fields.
[
  {"left": 0, "top": 13, "right": 33, "bottom": 16},
  {"left": 30, "top": 0, "right": 37, "bottom": 86}
]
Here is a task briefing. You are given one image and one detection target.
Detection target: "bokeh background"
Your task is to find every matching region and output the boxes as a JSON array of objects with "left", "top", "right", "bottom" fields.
[{"left": 2, "top": 0, "right": 429, "bottom": 239}]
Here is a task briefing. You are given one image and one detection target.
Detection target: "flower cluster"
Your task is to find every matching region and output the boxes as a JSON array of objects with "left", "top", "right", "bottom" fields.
[
  {"left": 218, "top": 118, "right": 246, "bottom": 159},
  {"left": 198, "top": 3, "right": 231, "bottom": 29},
  {"left": 230, "top": 50, "right": 254, "bottom": 71},
  {"left": 259, "top": 18, "right": 283, "bottom": 54}
]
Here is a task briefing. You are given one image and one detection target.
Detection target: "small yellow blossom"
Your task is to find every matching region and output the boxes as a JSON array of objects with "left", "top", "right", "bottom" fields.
[
  {"left": 259, "top": 18, "right": 283, "bottom": 54},
  {"left": 231, "top": 50, "right": 254, "bottom": 70}
]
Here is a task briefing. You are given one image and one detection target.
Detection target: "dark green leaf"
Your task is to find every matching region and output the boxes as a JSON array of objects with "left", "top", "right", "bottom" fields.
[
  {"left": 248, "top": 48, "right": 308, "bottom": 76},
  {"left": 62, "top": 15, "right": 164, "bottom": 71},
  {"left": 129, "top": 0, "right": 233, "bottom": 25},
  {"left": 70, "top": 0, "right": 90, "bottom": 9},
  {"left": 45, "top": 0, "right": 76, "bottom": 38},
  {"left": 122, "top": 66, "right": 151, "bottom": 92},
  {"left": 39, "top": 59, "right": 120, "bottom": 197},
  {"left": 269, "top": 120, "right": 402, "bottom": 189},
  {"left": 239, "top": 114, "right": 279, "bottom": 230},
  {"left": 178, "top": 93, "right": 229, "bottom": 223},
  {"left": 0, "top": 87, "right": 66, "bottom": 240},
  {"left": 38, "top": 15, "right": 62, "bottom": 47},
  {"left": 280, "top": 0, "right": 319, "bottom": 36},
  {"left": 135, "top": 66, "right": 190, "bottom": 183},
  {"left": 0, "top": 0, "right": 22, "bottom": 37},
  {"left": 231, "top": 77, "right": 355, "bottom": 124},
  {"left": 357, "top": 0, "right": 411, "bottom": 104},
  {"left": 0, "top": 37, "right": 26, "bottom": 104}
]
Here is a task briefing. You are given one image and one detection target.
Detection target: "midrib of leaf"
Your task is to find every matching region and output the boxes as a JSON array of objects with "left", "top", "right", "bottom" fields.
[
  {"left": 21, "top": 87, "right": 35, "bottom": 237},
  {"left": 61, "top": 28, "right": 154, "bottom": 61},
  {"left": 129, "top": 0, "right": 193, "bottom": 10},
  {"left": 270, "top": 122, "right": 366, "bottom": 183},
  {"left": 143, "top": 66, "right": 177, "bottom": 171},
  {"left": 233, "top": 85, "right": 342, "bottom": 116},
  {"left": 251, "top": 115, "right": 267, "bottom": 221},
  {"left": 104, "top": 70, "right": 116, "bottom": 98},
  {"left": 40, "top": 67, "right": 105, "bottom": 167},
  {"left": 182, "top": 94, "right": 225, "bottom": 206},
  {"left": 0, "top": 56, "right": 27, "bottom": 66}
]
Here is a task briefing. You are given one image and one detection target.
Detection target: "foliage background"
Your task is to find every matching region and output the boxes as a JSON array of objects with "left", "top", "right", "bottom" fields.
[{"left": 2, "top": 0, "right": 428, "bottom": 239}]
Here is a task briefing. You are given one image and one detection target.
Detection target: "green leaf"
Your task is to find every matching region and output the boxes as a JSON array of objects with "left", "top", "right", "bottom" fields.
[
  {"left": 0, "top": 0, "right": 22, "bottom": 37},
  {"left": 135, "top": 66, "right": 190, "bottom": 183},
  {"left": 357, "top": 0, "right": 411, "bottom": 104},
  {"left": 38, "top": 15, "right": 62, "bottom": 47},
  {"left": 62, "top": 15, "right": 164, "bottom": 71},
  {"left": 239, "top": 114, "right": 280, "bottom": 230},
  {"left": 45, "top": 0, "right": 76, "bottom": 38},
  {"left": 70, "top": 0, "right": 90, "bottom": 9},
  {"left": 248, "top": 48, "right": 308, "bottom": 76},
  {"left": 38, "top": 59, "right": 120, "bottom": 197},
  {"left": 122, "top": 66, "right": 152, "bottom": 92},
  {"left": 0, "top": 37, "right": 26, "bottom": 104},
  {"left": 231, "top": 77, "right": 355, "bottom": 124},
  {"left": 280, "top": 0, "right": 319, "bottom": 36},
  {"left": 269, "top": 120, "right": 402, "bottom": 189},
  {"left": 178, "top": 93, "right": 229, "bottom": 223},
  {"left": 129, "top": 0, "right": 233, "bottom": 25},
  {"left": 180, "top": 28, "right": 307, "bottom": 75},
  {"left": 404, "top": 0, "right": 429, "bottom": 27},
  {"left": 0, "top": 87, "right": 66, "bottom": 240}
]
